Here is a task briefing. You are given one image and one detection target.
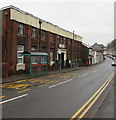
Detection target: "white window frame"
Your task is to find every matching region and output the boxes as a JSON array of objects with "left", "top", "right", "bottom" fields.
[
  {"left": 18, "top": 23, "right": 24, "bottom": 35},
  {"left": 32, "top": 27, "right": 36, "bottom": 38},
  {"left": 17, "top": 45, "right": 24, "bottom": 65}
]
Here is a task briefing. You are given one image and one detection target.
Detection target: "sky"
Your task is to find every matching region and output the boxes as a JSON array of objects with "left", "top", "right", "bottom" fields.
[{"left": 0, "top": 0, "right": 115, "bottom": 46}]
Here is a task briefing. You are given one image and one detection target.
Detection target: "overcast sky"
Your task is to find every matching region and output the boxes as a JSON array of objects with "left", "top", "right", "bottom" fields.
[{"left": 1, "top": 0, "right": 115, "bottom": 46}]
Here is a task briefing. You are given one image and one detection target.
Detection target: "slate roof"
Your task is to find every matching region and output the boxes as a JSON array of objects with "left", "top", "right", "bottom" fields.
[{"left": 91, "top": 43, "right": 105, "bottom": 52}]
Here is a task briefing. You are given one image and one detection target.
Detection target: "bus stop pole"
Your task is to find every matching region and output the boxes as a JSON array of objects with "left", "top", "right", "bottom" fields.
[{"left": 30, "top": 56, "right": 32, "bottom": 76}]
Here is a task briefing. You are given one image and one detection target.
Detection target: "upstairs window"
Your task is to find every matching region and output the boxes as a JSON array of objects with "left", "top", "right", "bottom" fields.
[
  {"left": 50, "top": 33, "right": 54, "bottom": 42},
  {"left": 63, "top": 37, "right": 66, "bottom": 44},
  {"left": 58, "top": 36, "right": 60, "bottom": 43},
  {"left": 18, "top": 23, "right": 24, "bottom": 35},
  {"left": 32, "top": 27, "right": 36, "bottom": 38},
  {"left": 41, "top": 31, "right": 46, "bottom": 40}
]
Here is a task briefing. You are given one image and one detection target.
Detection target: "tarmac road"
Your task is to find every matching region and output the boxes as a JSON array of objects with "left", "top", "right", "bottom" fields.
[{"left": 1, "top": 58, "right": 114, "bottom": 119}]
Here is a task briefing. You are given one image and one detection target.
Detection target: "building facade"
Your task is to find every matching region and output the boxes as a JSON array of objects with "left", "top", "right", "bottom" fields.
[
  {"left": 89, "top": 43, "right": 105, "bottom": 65},
  {"left": 1, "top": 6, "right": 83, "bottom": 77},
  {"left": 82, "top": 43, "right": 89, "bottom": 66}
]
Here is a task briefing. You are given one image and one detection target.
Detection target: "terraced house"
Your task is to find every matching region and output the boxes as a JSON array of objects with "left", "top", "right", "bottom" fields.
[{"left": 1, "top": 5, "right": 83, "bottom": 77}]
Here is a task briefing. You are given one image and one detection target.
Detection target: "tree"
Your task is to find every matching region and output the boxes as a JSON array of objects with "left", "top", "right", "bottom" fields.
[{"left": 106, "top": 39, "right": 116, "bottom": 50}]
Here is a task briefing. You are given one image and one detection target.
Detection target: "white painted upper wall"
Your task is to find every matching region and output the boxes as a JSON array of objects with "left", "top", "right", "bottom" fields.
[{"left": 10, "top": 8, "right": 82, "bottom": 42}]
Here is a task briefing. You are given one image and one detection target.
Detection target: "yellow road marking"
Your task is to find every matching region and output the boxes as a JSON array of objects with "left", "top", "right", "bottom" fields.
[
  {"left": 0, "top": 96, "right": 5, "bottom": 98},
  {"left": 70, "top": 72, "right": 114, "bottom": 120},
  {"left": 78, "top": 72, "right": 114, "bottom": 119},
  {"left": 59, "top": 76, "right": 69, "bottom": 78},
  {"left": 18, "top": 89, "right": 31, "bottom": 93},
  {"left": 38, "top": 84, "right": 48, "bottom": 87},
  {"left": 14, "top": 80, "right": 26, "bottom": 83}
]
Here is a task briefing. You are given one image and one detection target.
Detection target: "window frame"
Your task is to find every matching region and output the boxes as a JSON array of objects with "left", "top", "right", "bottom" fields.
[
  {"left": 32, "top": 27, "right": 36, "bottom": 38},
  {"left": 41, "top": 30, "right": 46, "bottom": 40},
  {"left": 18, "top": 23, "right": 24, "bottom": 35},
  {"left": 17, "top": 45, "right": 24, "bottom": 65}
]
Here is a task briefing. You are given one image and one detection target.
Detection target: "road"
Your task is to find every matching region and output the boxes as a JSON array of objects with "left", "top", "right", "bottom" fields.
[{"left": 1, "top": 58, "right": 114, "bottom": 119}]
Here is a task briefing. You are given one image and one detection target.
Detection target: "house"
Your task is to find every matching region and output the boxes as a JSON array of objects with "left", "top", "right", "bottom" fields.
[{"left": 90, "top": 43, "right": 105, "bottom": 64}]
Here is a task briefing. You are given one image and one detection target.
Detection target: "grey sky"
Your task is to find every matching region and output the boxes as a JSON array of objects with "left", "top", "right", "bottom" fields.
[{"left": 1, "top": 0, "right": 115, "bottom": 46}]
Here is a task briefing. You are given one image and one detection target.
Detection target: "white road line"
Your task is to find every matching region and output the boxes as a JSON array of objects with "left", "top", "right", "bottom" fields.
[
  {"left": 78, "top": 73, "right": 89, "bottom": 78},
  {"left": 48, "top": 79, "right": 73, "bottom": 88},
  {"left": 0, "top": 94, "right": 28, "bottom": 104}
]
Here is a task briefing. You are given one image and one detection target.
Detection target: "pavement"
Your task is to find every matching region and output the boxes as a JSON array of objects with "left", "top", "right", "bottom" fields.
[
  {"left": 94, "top": 83, "right": 114, "bottom": 118},
  {"left": 1, "top": 60, "right": 115, "bottom": 119},
  {"left": 1, "top": 66, "right": 86, "bottom": 84},
  {"left": 93, "top": 67, "right": 115, "bottom": 119}
]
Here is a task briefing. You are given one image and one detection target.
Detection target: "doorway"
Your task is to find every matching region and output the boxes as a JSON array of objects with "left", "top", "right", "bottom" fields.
[{"left": 58, "top": 53, "right": 64, "bottom": 68}]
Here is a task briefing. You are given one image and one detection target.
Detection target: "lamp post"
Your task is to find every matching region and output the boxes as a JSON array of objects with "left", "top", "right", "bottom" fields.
[
  {"left": 59, "top": 50, "right": 62, "bottom": 71},
  {"left": 71, "top": 30, "right": 75, "bottom": 68},
  {"left": 39, "top": 20, "right": 42, "bottom": 52}
]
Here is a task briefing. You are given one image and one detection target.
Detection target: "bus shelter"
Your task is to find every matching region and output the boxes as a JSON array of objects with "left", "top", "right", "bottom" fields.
[{"left": 22, "top": 51, "right": 48, "bottom": 76}]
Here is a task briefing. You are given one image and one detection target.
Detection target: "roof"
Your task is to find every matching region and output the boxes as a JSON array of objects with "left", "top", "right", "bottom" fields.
[
  {"left": 91, "top": 43, "right": 105, "bottom": 52},
  {"left": 82, "top": 43, "right": 89, "bottom": 48},
  {"left": 99, "top": 44, "right": 106, "bottom": 48}
]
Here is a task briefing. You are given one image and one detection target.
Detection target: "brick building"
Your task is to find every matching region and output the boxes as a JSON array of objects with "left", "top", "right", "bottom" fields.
[
  {"left": 82, "top": 43, "right": 89, "bottom": 66},
  {"left": 1, "top": 6, "right": 83, "bottom": 77}
]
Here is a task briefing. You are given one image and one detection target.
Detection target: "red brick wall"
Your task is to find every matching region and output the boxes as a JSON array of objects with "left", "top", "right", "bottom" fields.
[{"left": 2, "top": 8, "right": 83, "bottom": 77}]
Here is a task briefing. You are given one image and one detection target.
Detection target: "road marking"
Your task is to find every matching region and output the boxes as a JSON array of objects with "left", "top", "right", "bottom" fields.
[
  {"left": 78, "top": 74, "right": 113, "bottom": 119},
  {"left": 78, "top": 73, "right": 89, "bottom": 78},
  {"left": 0, "top": 94, "right": 28, "bottom": 104},
  {"left": 0, "top": 96, "right": 5, "bottom": 99},
  {"left": 18, "top": 89, "right": 31, "bottom": 93},
  {"left": 70, "top": 72, "right": 114, "bottom": 120},
  {"left": 38, "top": 84, "right": 48, "bottom": 87},
  {"left": 48, "top": 79, "right": 73, "bottom": 88}
]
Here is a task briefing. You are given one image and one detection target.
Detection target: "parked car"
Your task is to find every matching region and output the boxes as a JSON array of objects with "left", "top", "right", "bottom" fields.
[{"left": 111, "top": 59, "right": 116, "bottom": 66}]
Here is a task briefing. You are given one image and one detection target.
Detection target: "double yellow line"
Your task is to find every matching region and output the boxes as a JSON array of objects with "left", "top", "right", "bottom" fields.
[{"left": 70, "top": 72, "right": 114, "bottom": 120}]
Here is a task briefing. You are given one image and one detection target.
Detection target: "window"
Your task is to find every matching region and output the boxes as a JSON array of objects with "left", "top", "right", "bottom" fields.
[
  {"left": 58, "top": 36, "right": 60, "bottom": 43},
  {"left": 50, "top": 48, "right": 54, "bottom": 61},
  {"left": 17, "top": 45, "right": 24, "bottom": 64},
  {"left": 32, "top": 27, "right": 36, "bottom": 38},
  {"left": 68, "top": 40, "right": 70, "bottom": 45},
  {"left": 18, "top": 23, "right": 24, "bottom": 35},
  {"left": 42, "top": 31, "right": 46, "bottom": 40},
  {"left": 63, "top": 37, "right": 66, "bottom": 44},
  {"left": 50, "top": 33, "right": 54, "bottom": 42},
  {"left": 32, "top": 56, "right": 38, "bottom": 64},
  {"left": 31, "top": 47, "right": 36, "bottom": 52},
  {"left": 60, "top": 37, "right": 63, "bottom": 44}
]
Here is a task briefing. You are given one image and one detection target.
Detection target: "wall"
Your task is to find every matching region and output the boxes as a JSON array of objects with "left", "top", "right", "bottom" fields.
[
  {"left": 2, "top": 7, "right": 83, "bottom": 77},
  {"left": 10, "top": 8, "right": 82, "bottom": 42}
]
